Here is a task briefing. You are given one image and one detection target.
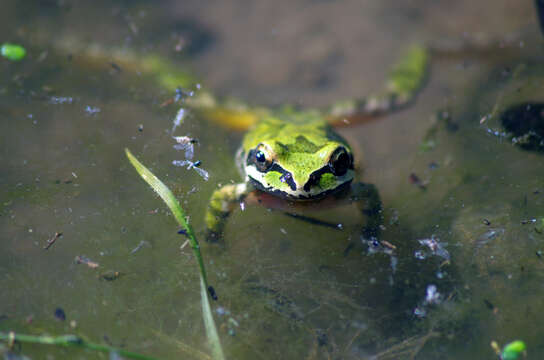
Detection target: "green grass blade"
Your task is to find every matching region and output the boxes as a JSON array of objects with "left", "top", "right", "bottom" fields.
[
  {"left": 125, "top": 148, "right": 208, "bottom": 286},
  {"left": 125, "top": 148, "right": 225, "bottom": 359},
  {"left": 200, "top": 277, "right": 225, "bottom": 360}
]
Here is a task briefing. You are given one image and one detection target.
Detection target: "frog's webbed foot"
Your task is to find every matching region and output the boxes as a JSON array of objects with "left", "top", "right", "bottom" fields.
[
  {"left": 349, "top": 182, "right": 383, "bottom": 239},
  {"left": 326, "top": 45, "right": 429, "bottom": 126},
  {"left": 205, "top": 182, "right": 248, "bottom": 241}
]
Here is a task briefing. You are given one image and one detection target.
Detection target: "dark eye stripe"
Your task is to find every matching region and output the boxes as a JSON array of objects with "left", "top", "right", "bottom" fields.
[
  {"left": 268, "top": 164, "right": 296, "bottom": 191},
  {"left": 303, "top": 160, "right": 352, "bottom": 192}
]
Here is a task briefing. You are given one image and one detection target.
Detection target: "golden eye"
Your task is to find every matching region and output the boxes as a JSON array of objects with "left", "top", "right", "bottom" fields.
[{"left": 329, "top": 147, "right": 351, "bottom": 176}]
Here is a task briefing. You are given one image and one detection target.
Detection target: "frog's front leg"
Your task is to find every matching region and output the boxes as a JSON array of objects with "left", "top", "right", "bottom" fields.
[
  {"left": 205, "top": 182, "right": 249, "bottom": 241},
  {"left": 348, "top": 182, "right": 383, "bottom": 239}
]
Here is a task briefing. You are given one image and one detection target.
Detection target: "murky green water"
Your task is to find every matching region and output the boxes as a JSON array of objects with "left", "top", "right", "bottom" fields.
[{"left": 1, "top": 1, "right": 543, "bottom": 359}]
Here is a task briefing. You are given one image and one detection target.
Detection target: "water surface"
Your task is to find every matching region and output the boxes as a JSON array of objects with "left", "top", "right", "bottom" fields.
[{"left": 1, "top": 1, "right": 543, "bottom": 359}]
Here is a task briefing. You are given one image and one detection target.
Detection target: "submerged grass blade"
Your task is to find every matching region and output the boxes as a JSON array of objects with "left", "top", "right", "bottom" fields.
[
  {"left": 125, "top": 148, "right": 208, "bottom": 286},
  {"left": 0, "top": 332, "right": 157, "bottom": 360},
  {"left": 125, "top": 148, "right": 224, "bottom": 359},
  {"left": 200, "top": 277, "right": 225, "bottom": 360}
]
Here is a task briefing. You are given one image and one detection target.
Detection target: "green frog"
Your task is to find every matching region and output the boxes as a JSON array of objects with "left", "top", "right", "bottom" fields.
[
  {"left": 191, "top": 46, "right": 429, "bottom": 240},
  {"left": 47, "top": 37, "right": 427, "bottom": 239}
]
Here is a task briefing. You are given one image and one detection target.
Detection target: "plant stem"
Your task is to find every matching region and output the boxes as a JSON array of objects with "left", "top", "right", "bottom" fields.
[{"left": 0, "top": 332, "right": 157, "bottom": 360}]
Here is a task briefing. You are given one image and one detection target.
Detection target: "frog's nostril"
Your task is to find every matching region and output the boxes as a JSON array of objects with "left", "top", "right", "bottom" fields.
[{"left": 279, "top": 172, "right": 296, "bottom": 191}]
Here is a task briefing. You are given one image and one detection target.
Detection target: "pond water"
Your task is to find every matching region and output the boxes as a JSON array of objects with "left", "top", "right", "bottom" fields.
[{"left": 1, "top": 1, "right": 543, "bottom": 359}]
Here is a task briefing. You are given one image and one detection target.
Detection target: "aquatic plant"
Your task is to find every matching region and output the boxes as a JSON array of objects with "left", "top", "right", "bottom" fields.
[
  {"left": 125, "top": 148, "right": 224, "bottom": 360},
  {"left": 1, "top": 43, "right": 26, "bottom": 61}
]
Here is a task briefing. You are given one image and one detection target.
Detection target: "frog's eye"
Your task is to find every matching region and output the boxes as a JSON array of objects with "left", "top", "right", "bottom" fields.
[
  {"left": 329, "top": 147, "right": 351, "bottom": 176},
  {"left": 256, "top": 150, "right": 266, "bottom": 163},
  {"left": 251, "top": 145, "right": 273, "bottom": 172}
]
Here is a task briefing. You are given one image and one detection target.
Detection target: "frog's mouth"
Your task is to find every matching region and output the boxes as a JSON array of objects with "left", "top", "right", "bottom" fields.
[
  {"left": 248, "top": 175, "right": 352, "bottom": 200},
  {"left": 246, "top": 163, "right": 354, "bottom": 200}
]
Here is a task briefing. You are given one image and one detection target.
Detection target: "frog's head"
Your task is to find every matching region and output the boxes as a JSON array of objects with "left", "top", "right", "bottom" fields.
[{"left": 242, "top": 118, "right": 354, "bottom": 200}]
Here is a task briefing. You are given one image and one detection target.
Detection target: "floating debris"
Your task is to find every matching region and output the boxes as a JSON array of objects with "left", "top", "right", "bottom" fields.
[
  {"left": 215, "top": 306, "right": 230, "bottom": 316},
  {"left": 416, "top": 236, "right": 450, "bottom": 261},
  {"left": 160, "top": 98, "right": 175, "bottom": 108},
  {"left": 409, "top": 173, "right": 428, "bottom": 190},
  {"left": 74, "top": 255, "right": 99, "bottom": 269},
  {"left": 179, "top": 239, "right": 189, "bottom": 250},
  {"left": 173, "top": 136, "right": 198, "bottom": 160},
  {"left": 44, "top": 232, "right": 62, "bottom": 250},
  {"left": 110, "top": 62, "right": 122, "bottom": 73},
  {"left": 178, "top": 87, "right": 195, "bottom": 100},
  {"left": 172, "top": 107, "right": 186, "bottom": 132},
  {"left": 501, "top": 340, "right": 526, "bottom": 360},
  {"left": 491, "top": 340, "right": 526, "bottom": 360},
  {"left": 172, "top": 160, "right": 209, "bottom": 181},
  {"left": 130, "top": 240, "right": 149, "bottom": 254},
  {"left": 161, "top": 87, "right": 189, "bottom": 107},
  {"left": 1, "top": 43, "right": 26, "bottom": 61},
  {"left": 49, "top": 96, "right": 74, "bottom": 105},
  {"left": 419, "top": 139, "right": 436, "bottom": 153},
  {"left": 362, "top": 237, "right": 398, "bottom": 273},
  {"left": 84, "top": 106, "right": 101, "bottom": 115},
  {"left": 364, "top": 237, "right": 395, "bottom": 256},
  {"left": 423, "top": 284, "right": 441, "bottom": 305},
  {"left": 54, "top": 307, "right": 66, "bottom": 321},
  {"left": 174, "top": 36, "right": 186, "bottom": 52},
  {"left": 485, "top": 127, "right": 508, "bottom": 139},
  {"left": 99, "top": 270, "right": 121, "bottom": 281},
  {"left": 381, "top": 240, "right": 397, "bottom": 250},
  {"left": 413, "top": 285, "right": 442, "bottom": 318},
  {"left": 476, "top": 228, "right": 504, "bottom": 248},
  {"left": 414, "top": 250, "right": 426, "bottom": 260},
  {"left": 483, "top": 299, "right": 499, "bottom": 314},
  {"left": 413, "top": 306, "right": 426, "bottom": 318}
]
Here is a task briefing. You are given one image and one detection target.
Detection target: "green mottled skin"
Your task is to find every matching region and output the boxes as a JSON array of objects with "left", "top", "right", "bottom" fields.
[
  {"left": 242, "top": 113, "right": 351, "bottom": 192},
  {"left": 319, "top": 173, "right": 336, "bottom": 189},
  {"left": 263, "top": 171, "right": 290, "bottom": 192}
]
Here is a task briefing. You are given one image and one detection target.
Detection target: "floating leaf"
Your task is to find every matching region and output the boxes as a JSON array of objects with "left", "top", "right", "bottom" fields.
[
  {"left": 1, "top": 43, "right": 26, "bottom": 61},
  {"left": 501, "top": 340, "right": 526, "bottom": 360}
]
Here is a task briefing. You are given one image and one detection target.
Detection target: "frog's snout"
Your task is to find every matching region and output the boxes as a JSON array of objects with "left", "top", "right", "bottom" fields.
[{"left": 279, "top": 171, "right": 297, "bottom": 192}]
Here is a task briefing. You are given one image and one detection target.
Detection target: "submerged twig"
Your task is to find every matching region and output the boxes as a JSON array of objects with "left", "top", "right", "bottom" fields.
[
  {"left": 373, "top": 331, "right": 439, "bottom": 360},
  {"left": 44, "top": 232, "right": 62, "bottom": 250}
]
